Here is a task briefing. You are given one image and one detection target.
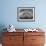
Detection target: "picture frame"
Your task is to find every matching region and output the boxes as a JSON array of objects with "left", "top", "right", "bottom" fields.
[{"left": 17, "top": 7, "right": 35, "bottom": 22}]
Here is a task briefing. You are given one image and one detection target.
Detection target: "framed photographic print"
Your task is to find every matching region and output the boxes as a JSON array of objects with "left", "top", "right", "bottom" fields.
[{"left": 17, "top": 7, "right": 35, "bottom": 22}]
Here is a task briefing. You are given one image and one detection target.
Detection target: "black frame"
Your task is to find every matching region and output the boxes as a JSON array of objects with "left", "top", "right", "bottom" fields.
[{"left": 17, "top": 7, "right": 35, "bottom": 22}]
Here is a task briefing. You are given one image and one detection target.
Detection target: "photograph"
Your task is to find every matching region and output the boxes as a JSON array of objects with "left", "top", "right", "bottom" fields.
[{"left": 17, "top": 7, "right": 35, "bottom": 22}]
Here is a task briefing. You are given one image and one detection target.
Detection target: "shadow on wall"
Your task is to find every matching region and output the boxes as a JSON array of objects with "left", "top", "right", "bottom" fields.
[{"left": 0, "top": 24, "right": 7, "bottom": 43}]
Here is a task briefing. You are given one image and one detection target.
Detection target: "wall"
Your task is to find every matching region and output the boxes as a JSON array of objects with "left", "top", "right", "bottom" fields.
[{"left": 0, "top": 0, "right": 46, "bottom": 30}]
